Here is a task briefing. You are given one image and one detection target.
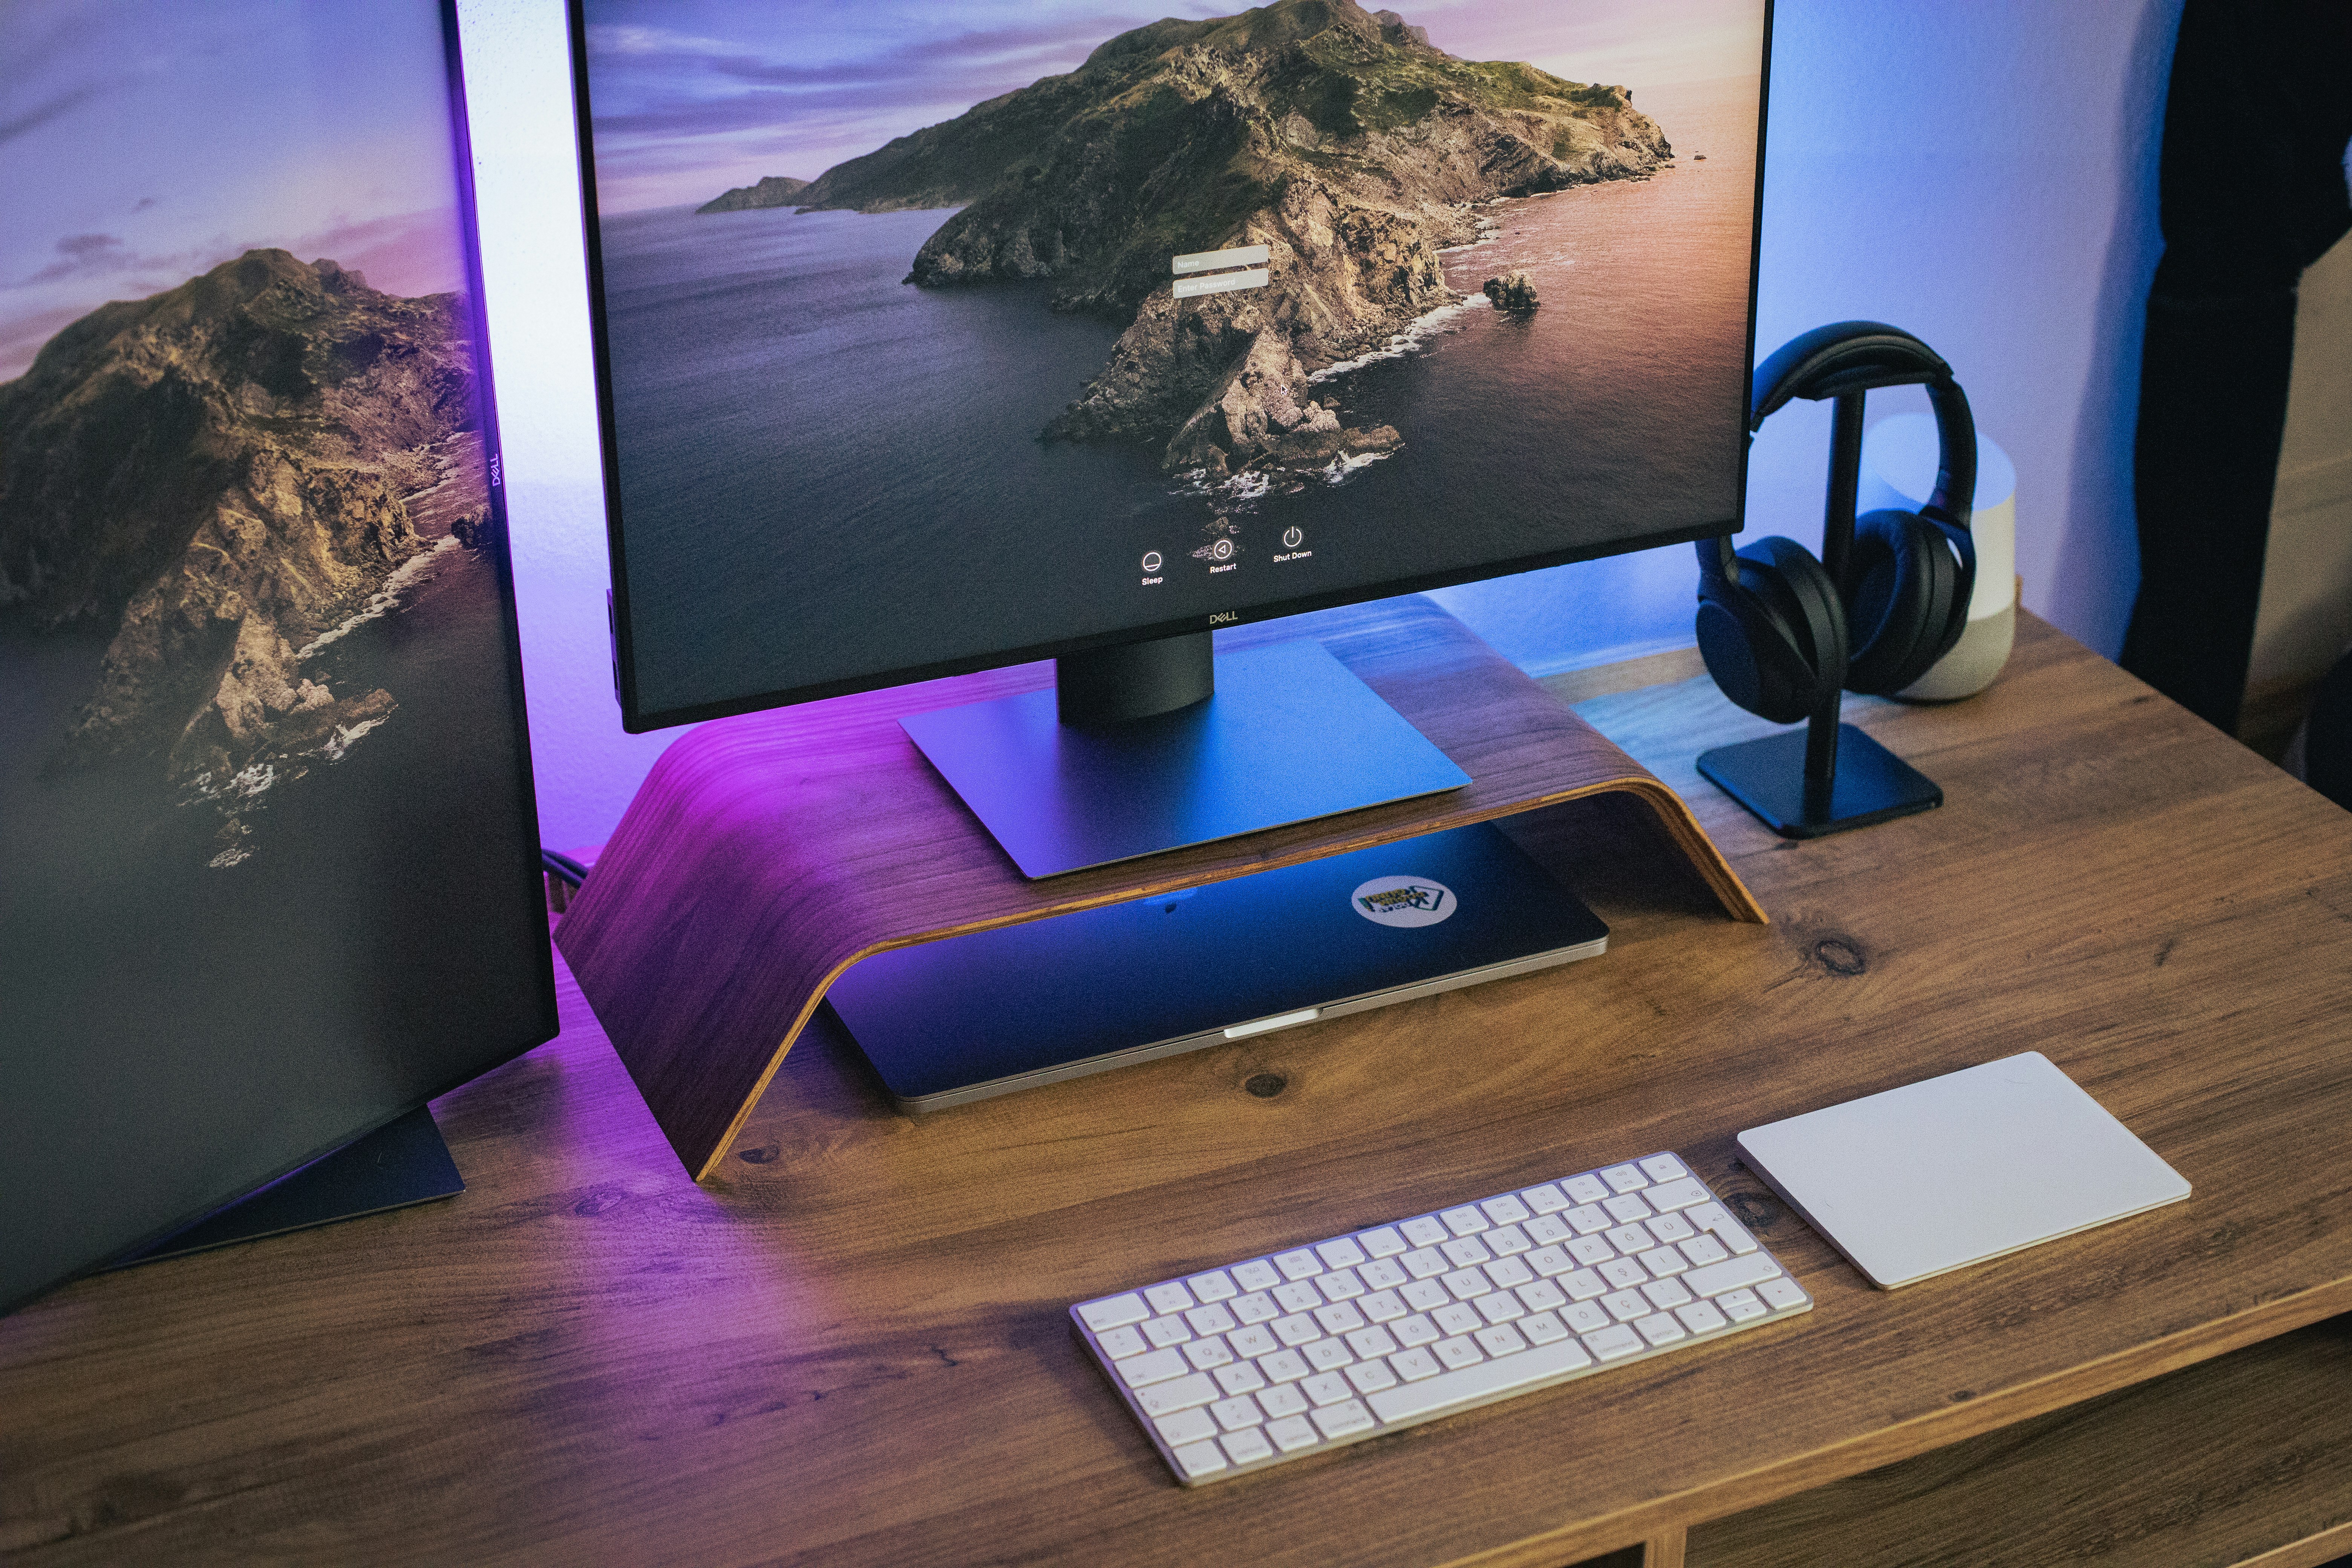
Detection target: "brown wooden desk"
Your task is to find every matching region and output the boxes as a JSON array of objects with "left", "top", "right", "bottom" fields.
[{"left": 5, "top": 614, "right": 2350, "bottom": 1566}]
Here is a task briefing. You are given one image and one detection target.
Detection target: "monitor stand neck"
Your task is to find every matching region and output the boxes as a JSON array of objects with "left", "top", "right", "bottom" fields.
[{"left": 1057, "top": 631, "right": 1214, "bottom": 727}]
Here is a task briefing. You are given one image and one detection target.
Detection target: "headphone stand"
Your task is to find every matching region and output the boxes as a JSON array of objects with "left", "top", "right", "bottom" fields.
[{"left": 1697, "top": 390, "right": 1945, "bottom": 838}]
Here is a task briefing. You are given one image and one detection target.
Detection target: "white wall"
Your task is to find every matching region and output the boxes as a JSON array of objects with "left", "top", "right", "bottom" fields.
[{"left": 458, "top": 0, "right": 2189, "bottom": 850}]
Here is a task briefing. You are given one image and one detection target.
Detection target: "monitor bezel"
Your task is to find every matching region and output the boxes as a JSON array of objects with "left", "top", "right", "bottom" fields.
[{"left": 566, "top": 0, "right": 1776, "bottom": 735}]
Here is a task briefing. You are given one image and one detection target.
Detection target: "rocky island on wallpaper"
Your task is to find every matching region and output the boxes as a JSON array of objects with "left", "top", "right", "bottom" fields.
[
  {"left": 0, "top": 3, "right": 500, "bottom": 872},
  {"left": 724, "top": 2, "right": 1675, "bottom": 478}
]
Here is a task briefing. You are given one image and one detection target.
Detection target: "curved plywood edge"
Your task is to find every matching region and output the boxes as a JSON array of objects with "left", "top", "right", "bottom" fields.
[{"left": 557, "top": 597, "right": 1757, "bottom": 1179}]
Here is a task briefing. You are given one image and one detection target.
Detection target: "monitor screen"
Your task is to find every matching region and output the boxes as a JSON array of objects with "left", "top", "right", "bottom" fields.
[{"left": 574, "top": 0, "right": 1770, "bottom": 729}]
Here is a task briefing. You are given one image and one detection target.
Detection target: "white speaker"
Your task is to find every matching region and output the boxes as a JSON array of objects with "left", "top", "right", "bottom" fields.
[{"left": 1861, "top": 413, "right": 2019, "bottom": 700}]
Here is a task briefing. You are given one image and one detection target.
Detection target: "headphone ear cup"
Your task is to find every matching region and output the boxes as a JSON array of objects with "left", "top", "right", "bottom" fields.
[
  {"left": 1844, "top": 509, "right": 1957, "bottom": 694},
  {"left": 1695, "top": 536, "right": 1842, "bottom": 725}
]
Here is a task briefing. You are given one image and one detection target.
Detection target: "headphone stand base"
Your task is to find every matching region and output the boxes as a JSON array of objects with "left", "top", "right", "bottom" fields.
[{"left": 1698, "top": 724, "right": 1942, "bottom": 839}]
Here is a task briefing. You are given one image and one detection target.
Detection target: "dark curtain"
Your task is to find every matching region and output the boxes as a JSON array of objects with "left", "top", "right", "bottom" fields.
[{"left": 2118, "top": 0, "right": 2352, "bottom": 734}]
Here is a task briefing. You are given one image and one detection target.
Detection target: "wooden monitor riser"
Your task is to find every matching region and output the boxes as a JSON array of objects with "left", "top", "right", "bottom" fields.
[{"left": 555, "top": 598, "right": 1762, "bottom": 1180}]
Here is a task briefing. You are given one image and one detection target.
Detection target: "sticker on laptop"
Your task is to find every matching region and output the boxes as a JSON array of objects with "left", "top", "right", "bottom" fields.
[{"left": 1351, "top": 876, "right": 1456, "bottom": 927}]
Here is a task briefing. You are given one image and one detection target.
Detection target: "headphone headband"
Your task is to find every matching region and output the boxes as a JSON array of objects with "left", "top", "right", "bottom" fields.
[{"left": 1749, "top": 320, "right": 1977, "bottom": 531}]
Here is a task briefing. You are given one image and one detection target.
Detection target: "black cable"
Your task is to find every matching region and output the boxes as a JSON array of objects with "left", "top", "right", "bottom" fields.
[{"left": 540, "top": 849, "right": 590, "bottom": 888}]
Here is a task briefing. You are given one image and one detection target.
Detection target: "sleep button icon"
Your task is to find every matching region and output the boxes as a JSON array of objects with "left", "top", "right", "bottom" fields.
[{"left": 1141, "top": 551, "right": 1163, "bottom": 572}]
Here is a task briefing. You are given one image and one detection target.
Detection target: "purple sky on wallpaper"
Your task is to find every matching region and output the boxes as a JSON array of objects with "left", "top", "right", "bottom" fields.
[
  {"left": 0, "top": 0, "right": 468, "bottom": 381},
  {"left": 583, "top": 0, "right": 1766, "bottom": 213}
]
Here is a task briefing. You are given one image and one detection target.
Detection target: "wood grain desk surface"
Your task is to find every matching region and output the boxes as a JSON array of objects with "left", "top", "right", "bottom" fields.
[{"left": 5, "top": 614, "right": 2350, "bottom": 1566}]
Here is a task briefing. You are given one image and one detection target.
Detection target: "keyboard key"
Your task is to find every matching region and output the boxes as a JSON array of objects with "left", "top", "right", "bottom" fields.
[
  {"left": 1231, "top": 1291, "right": 1279, "bottom": 1325},
  {"left": 1079, "top": 1293, "right": 1150, "bottom": 1331},
  {"left": 1185, "top": 1303, "right": 1238, "bottom": 1335},
  {"left": 1232, "top": 1259, "right": 1281, "bottom": 1292},
  {"left": 1223, "top": 1326, "right": 1279, "bottom": 1363},
  {"left": 1389, "top": 1347, "right": 1441, "bottom": 1381},
  {"left": 1173, "top": 1439, "right": 1228, "bottom": 1478},
  {"left": 1138, "top": 1373, "right": 1219, "bottom": 1418},
  {"left": 1599, "top": 1258, "right": 1648, "bottom": 1290},
  {"left": 1433, "top": 1302, "right": 1484, "bottom": 1336},
  {"left": 1433, "top": 1335, "right": 1484, "bottom": 1370},
  {"left": 1393, "top": 1314, "right": 1440, "bottom": 1347},
  {"left": 1525, "top": 1214, "right": 1572, "bottom": 1246},
  {"left": 1681, "top": 1235, "right": 1730, "bottom": 1268},
  {"left": 1316, "top": 1237, "right": 1369, "bottom": 1270},
  {"left": 1214, "top": 1360, "right": 1267, "bottom": 1396},
  {"left": 1274, "top": 1248, "right": 1323, "bottom": 1280},
  {"left": 1303, "top": 1338, "right": 1353, "bottom": 1372},
  {"left": 1259, "top": 1349, "right": 1309, "bottom": 1384},
  {"left": 1562, "top": 1268, "right": 1608, "bottom": 1301},
  {"left": 1357, "top": 1226, "right": 1407, "bottom": 1258},
  {"left": 1485, "top": 1256, "right": 1535, "bottom": 1291},
  {"left": 1267, "top": 1414, "right": 1319, "bottom": 1452},
  {"left": 1521, "top": 1183, "right": 1570, "bottom": 1214},
  {"left": 1320, "top": 1267, "right": 1366, "bottom": 1301},
  {"left": 1369, "top": 1334, "right": 1594, "bottom": 1423},
  {"left": 1648, "top": 1212, "right": 1696, "bottom": 1244},
  {"left": 1563, "top": 1174, "right": 1610, "bottom": 1205},
  {"left": 1401, "top": 1247, "right": 1449, "bottom": 1280},
  {"left": 1442, "top": 1268, "right": 1491, "bottom": 1302},
  {"left": 1156, "top": 1406, "right": 1217, "bottom": 1446},
  {"left": 1401, "top": 1280, "right": 1451, "bottom": 1315},
  {"left": 1346, "top": 1359, "right": 1398, "bottom": 1395},
  {"left": 1600, "top": 1164, "right": 1649, "bottom": 1193},
  {"left": 1188, "top": 1269, "right": 1238, "bottom": 1302},
  {"left": 1143, "top": 1315, "right": 1192, "bottom": 1348},
  {"left": 1640, "top": 1278, "right": 1693, "bottom": 1311},
  {"left": 1272, "top": 1313, "right": 1321, "bottom": 1347},
  {"left": 1273, "top": 1280, "right": 1323, "bottom": 1314},
  {"left": 1441, "top": 1236, "right": 1494, "bottom": 1268},
  {"left": 1603, "top": 1193, "right": 1656, "bottom": 1223},
  {"left": 1098, "top": 1325, "right": 1147, "bottom": 1360},
  {"left": 1259, "top": 1381, "right": 1309, "bottom": 1418},
  {"left": 1568, "top": 1234, "right": 1615, "bottom": 1266},
  {"left": 1606, "top": 1224, "right": 1655, "bottom": 1255},
  {"left": 1481, "top": 1194, "right": 1532, "bottom": 1226},
  {"left": 1222, "top": 1427, "right": 1274, "bottom": 1464},
  {"left": 1516, "top": 1279, "right": 1566, "bottom": 1314},
  {"left": 1635, "top": 1313, "right": 1686, "bottom": 1347},
  {"left": 1640, "top": 1153, "right": 1690, "bottom": 1182},
  {"left": 1601, "top": 1289, "right": 1648, "bottom": 1322},
  {"left": 1475, "top": 1293, "right": 1524, "bottom": 1325},
  {"left": 1565, "top": 1204, "right": 1612, "bottom": 1234},
  {"left": 1486, "top": 1223, "right": 1533, "bottom": 1257},
  {"left": 1360, "top": 1289, "right": 1406, "bottom": 1323},
  {"left": 1475, "top": 1323, "right": 1528, "bottom": 1358},
  {"left": 1184, "top": 1337, "right": 1234, "bottom": 1370},
  {"left": 1439, "top": 1205, "right": 1488, "bottom": 1236},
  {"left": 1400, "top": 1216, "right": 1449, "bottom": 1247},
  {"left": 1683, "top": 1254, "right": 1782, "bottom": 1298},
  {"left": 1347, "top": 1325, "right": 1401, "bottom": 1359},
  {"left": 1686, "top": 1202, "right": 1760, "bottom": 1255},
  {"left": 1116, "top": 1347, "right": 1190, "bottom": 1388},
  {"left": 1647, "top": 1176, "right": 1710, "bottom": 1211},
  {"left": 1314, "top": 1301, "right": 1367, "bottom": 1335},
  {"left": 1640, "top": 1246, "right": 1689, "bottom": 1277},
  {"left": 1584, "top": 1324, "right": 1643, "bottom": 1361},
  {"left": 1562, "top": 1300, "right": 1610, "bottom": 1334},
  {"left": 1302, "top": 1371, "right": 1354, "bottom": 1406},
  {"left": 1716, "top": 1288, "right": 1766, "bottom": 1321},
  {"left": 1210, "top": 1395, "right": 1262, "bottom": 1431},
  {"left": 1360, "top": 1258, "right": 1409, "bottom": 1290},
  {"left": 1677, "top": 1300, "right": 1729, "bottom": 1335},
  {"left": 1312, "top": 1400, "right": 1376, "bottom": 1439},
  {"left": 1758, "top": 1277, "right": 1808, "bottom": 1311},
  {"left": 1521, "top": 1310, "right": 1570, "bottom": 1345},
  {"left": 1528, "top": 1245, "right": 1574, "bottom": 1278},
  {"left": 1145, "top": 1281, "right": 1195, "bottom": 1315}
]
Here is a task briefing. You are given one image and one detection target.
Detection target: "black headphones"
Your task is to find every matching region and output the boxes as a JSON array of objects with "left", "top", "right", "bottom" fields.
[{"left": 1696, "top": 322, "right": 1978, "bottom": 724}]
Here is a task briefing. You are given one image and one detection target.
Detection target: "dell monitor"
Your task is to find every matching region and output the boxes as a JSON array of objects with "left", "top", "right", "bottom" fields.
[{"left": 568, "top": 0, "right": 1769, "bottom": 1094}]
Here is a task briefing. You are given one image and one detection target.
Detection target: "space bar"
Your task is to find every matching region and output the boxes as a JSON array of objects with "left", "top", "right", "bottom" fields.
[{"left": 1367, "top": 1338, "right": 1597, "bottom": 1424}]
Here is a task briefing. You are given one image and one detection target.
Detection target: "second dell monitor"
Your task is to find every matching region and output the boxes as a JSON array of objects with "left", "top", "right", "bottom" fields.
[{"left": 573, "top": 0, "right": 1770, "bottom": 730}]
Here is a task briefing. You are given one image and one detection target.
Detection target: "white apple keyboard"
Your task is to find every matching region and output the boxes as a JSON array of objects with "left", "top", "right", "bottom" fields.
[{"left": 1071, "top": 1151, "right": 1810, "bottom": 1484}]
